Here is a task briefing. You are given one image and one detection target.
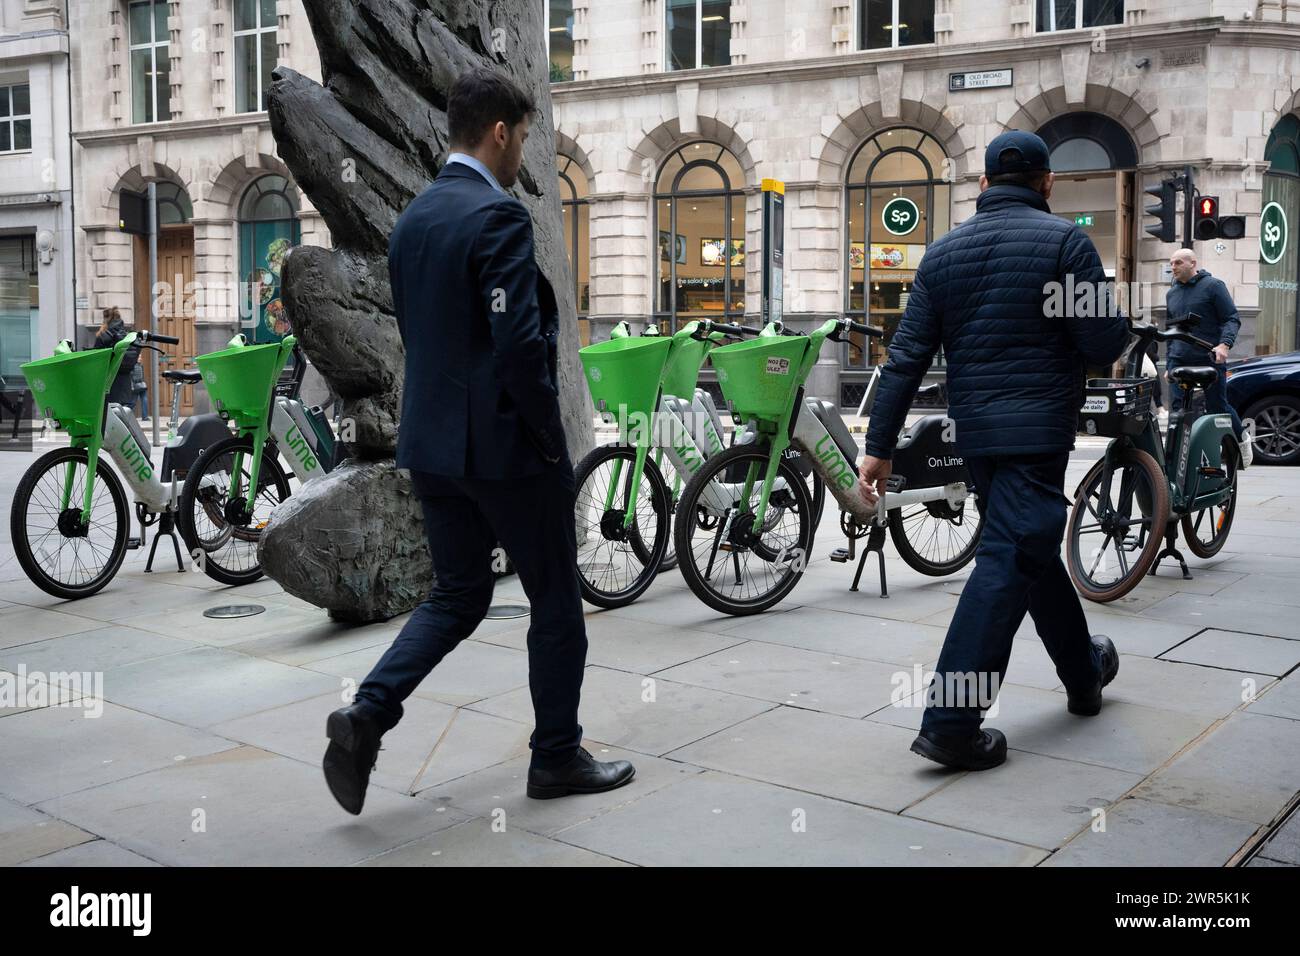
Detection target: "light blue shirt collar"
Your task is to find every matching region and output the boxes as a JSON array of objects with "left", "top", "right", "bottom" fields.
[{"left": 447, "top": 152, "right": 505, "bottom": 194}]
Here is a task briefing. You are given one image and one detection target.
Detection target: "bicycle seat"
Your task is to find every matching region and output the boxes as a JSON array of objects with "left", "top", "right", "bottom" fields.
[
  {"left": 162, "top": 369, "right": 202, "bottom": 384},
  {"left": 1167, "top": 366, "right": 1218, "bottom": 389}
]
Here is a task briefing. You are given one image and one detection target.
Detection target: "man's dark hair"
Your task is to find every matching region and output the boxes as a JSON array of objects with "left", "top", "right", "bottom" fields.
[
  {"left": 448, "top": 68, "right": 537, "bottom": 149},
  {"left": 986, "top": 169, "right": 1051, "bottom": 190}
]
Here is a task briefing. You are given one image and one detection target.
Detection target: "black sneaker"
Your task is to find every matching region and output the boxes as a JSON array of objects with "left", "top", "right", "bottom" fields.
[
  {"left": 526, "top": 746, "right": 635, "bottom": 800},
  {"left": 910, "top": 727, "right": 1008, "bottom": 771},
  {"left": 323, "top": 703, "right": 384, "bottom": 815},
  {"left": 1067, "top": 634, "right": 1119, "bottom": 716}
]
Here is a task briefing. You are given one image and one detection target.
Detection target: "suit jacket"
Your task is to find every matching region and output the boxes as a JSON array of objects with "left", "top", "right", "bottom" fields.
[{"left": 390, "top": 162, "right": 567, "bottom": 479}]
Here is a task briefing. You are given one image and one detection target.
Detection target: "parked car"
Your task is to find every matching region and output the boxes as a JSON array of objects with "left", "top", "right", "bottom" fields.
[{"left": 1226, "top": 351, "right": 1300, "bottom": 465}]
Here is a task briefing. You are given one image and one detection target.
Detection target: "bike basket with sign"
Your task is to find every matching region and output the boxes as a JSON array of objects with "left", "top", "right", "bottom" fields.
[
  {"left": 765, "top": 356, "right": 791, "bottom": 375},
  {"left": 1077, "top": 378, "right": 1153, "bottom": 437}
]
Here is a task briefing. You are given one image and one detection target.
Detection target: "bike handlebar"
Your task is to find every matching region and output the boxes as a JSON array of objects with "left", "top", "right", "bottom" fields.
[
  {"left": 827, "top": 318, "right": 885, "bottom": 343},
  {"left": 1127, "top": 321, "right": 1216, "bottom": 353},
  {"left": 692, "top": 321, "right": 762, "bottom": 341},
  {"left": 138, "top": 330, "right": 180, "bottom": 345}
]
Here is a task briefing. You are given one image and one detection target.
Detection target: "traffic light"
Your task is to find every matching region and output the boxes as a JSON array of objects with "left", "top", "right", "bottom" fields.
[
  {"left": 1219, "top": 215, "right": 1246, "bottom": 240},
  {"left": 1194, "top": 195, "right": 1219, "bottom": 240},
  {"left": 1144, "top": 179, "right": 1178, "bottom": 242}
]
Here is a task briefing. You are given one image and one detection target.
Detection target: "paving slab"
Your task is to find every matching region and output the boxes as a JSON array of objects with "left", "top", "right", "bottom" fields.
[
  {"left": 417, "top": 746, "right": 700, "bottom": 836},
  {"left": 98, "top": 646, "right": 342, "bottom": 728},
  {"left": 902, "top": 750, "right": 1142, "bottom": 850},
  {"left": 479, "top": 614, "right": 745, "bottom": 675},
  {"left": 211, "top": 692, "right": 532, "bottom": 796},
  {"left": 1247, "top": 669, "right": 1300, "bottom": 721},
  {"left": 222, "top": 619, "right": 403, "bottom": 666},
  {"left": 1160, "top": 628, "right": 1300, "bottom": 677},
  {"left": 868, "top": 682, "right": 1216, "bottom": 776},
  {"left": 1045, "top": 797, "right": 1259, "bottom": 867},
  {"left": 0, "top": 701, "right": 239, "bottom": 805},
  {"left": 1142, "top": 591, "right": 1300, "bottom": 640},
  {"left": 305, "top": 638, "right": 530, "bottom": 708},
  {"left": 0, "top": 796, "right": 96, "bottom": 866},
  {"left": 0, "top": 604, "right": 107, "bottom": 648},
  {"left": 699, "top": 605, "right": 948, "bottom": 667},
  {"left": 18, "top": 840, "right": 162, "bottom": 867},
  {"left": 359, "top": 818, "right": 629, "bottom": 866},
  {"left": 0, "top": 624, "right": 198, "bottom": 674},
  {"left": 556, "top": 771, "right": 1046, "bottom": 866},
  {"left": 654, "top": 641, "right": 912, "bottom": 718},
  {"left": 1253, "top": 811, "right": 1300, "bottom": 865},
  {"left": 1134, "top": 712, "right": 1300, "bottom": 825},
  {"left": 469, "top": 665, "right": 774, "bottom": 756},
  {"left": 1099, "top": 654, "right": 1274, "bottom": 719},
  {"left": 128, "top": 599, "right": 334, "bottom": 648},
  {"left": 34, "top": 745, "right": 470, "bottom": 866},
  {"left": 2, "top": 578, "right": 216, "bottom": 625}
]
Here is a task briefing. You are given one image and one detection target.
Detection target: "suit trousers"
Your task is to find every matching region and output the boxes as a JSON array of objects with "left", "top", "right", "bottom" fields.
[
  {"left": 920, "top": 451, "right": 1101, "bottom": 737},
  {"left": 354, "top": 460, "right": 587, "bottom": 769}
]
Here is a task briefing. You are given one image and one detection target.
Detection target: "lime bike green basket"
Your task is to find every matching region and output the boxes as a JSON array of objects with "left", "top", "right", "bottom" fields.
[
  {"left": 195, "top": 338, "right": 293, "bottom": 427},
  {"left": 708, "top": 335, "right": 810, "bottom": 422},
  {"left": 660, "top": 335, "right": 710, "bottom": 400},
  {"left": 21, "top": 349, "right": 115, "bottom": 429},
  {"left": 579, "top": 336, "right": 673, "bottom": 423}
]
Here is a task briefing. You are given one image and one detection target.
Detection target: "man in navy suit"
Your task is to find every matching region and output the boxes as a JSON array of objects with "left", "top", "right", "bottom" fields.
[{"left": 323, "top": 69, "right": 634, "bottom": 813}]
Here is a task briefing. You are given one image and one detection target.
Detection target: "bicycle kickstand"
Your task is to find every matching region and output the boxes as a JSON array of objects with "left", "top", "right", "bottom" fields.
[
  {"left": 1149, "top": 525, "right": 1192, "bottom": 580},
  {"left": 850, "top": 521, "right": 890, "bottom": 598},
  {"left": 145, "top": 513, "right": 186, "bottom": 573}
]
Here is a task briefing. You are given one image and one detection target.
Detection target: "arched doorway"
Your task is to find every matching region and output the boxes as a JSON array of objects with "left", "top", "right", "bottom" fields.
[
  {"left": 654, "top": 142, "right": 746, "bottom": 331},
  {"left": 1260, "top": 113, "right": 1300, "bottom": 356},
  {"left": 1036, "top": 112, "right": 1139, "bottom": 287},
  {"left": 845, "top": 128, "right": 951, "bottom": 382},
  {"left": 557, "top": 154, "right": 591, "bottom": 345},
  {"left": 130, "top": 181, "right": 196, "bottom": 415},
  {"left": 238, "top": 175, "right": 300, "bottom": 344}
]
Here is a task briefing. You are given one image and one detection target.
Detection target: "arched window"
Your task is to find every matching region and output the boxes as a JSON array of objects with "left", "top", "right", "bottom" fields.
[
  {"left": 1037, "top": 112, "right": 1138, "bottom": 172},
  {"left": 654, "top": 142, "right": 746, "bottom": 331},
  {"left": 1265, "top": 113, "right": 1300, "bottom": 177},
  {"left": 154, "top": 181, "right": 193, "bottom": 225},
  {"left": 557, "top": 154, "right": 591, "bottom": 345},
  {"left": 845, "top": 128, "right": 950, "bottom": 371},
  {"left": 238, "top": 175, "right": 300, "bottom": 343}
]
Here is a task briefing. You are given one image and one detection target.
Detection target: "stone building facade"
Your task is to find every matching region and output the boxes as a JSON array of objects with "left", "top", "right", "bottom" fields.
[
  {"left": 547, "top": 0, "right": 1300, "bottom": 405},
  {"left": 67, "top": 0, "right": 326, "bottom": 413}
]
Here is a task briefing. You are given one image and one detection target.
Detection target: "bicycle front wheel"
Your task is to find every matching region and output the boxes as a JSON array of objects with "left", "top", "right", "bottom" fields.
[
  {"left": 673, "top": 444, "right": 814, "bottom": 616},
  {"left": 178, "top": 434, "right": 292, "bottom": 586},
  {"left": 1067, "top": 446, "right": 1169, "bottom": 603},
  {"left": 573, "top": 443, "right": 671, "bottom": 609},
  {"left": 10, "top": 446, "right": 129, "bottom": 599}
]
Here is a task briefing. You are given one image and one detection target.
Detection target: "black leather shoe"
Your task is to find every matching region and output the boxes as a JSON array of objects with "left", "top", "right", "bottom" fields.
[
  {"left": 1067, "top": 634, "right": 1120, "bottom": 716},
  {"left": 527, "top": 747, "right": 636, "bottom": 800},
  {"left": 323, "top": 703, "right": 383, "bottom": 815},
  {"left": 910, "top": 727, "right": 1008, "bottom": 771}
]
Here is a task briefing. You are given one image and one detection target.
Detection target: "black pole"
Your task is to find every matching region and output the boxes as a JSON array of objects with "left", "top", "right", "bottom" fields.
[{"left": 1182, "top": 165, "right": 1195, "bottom": 247}]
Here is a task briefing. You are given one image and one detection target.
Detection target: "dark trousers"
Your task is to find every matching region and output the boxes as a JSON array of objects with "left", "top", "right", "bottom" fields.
[
  {"left": 354, "top": 461, "right": 587, "bottom": 769},
  {"left": 1166, "top": 358, "right": 1242, "bottom": 438},
  {"left": 921, "top": 451, "right": 1101, "bottom": 737}
]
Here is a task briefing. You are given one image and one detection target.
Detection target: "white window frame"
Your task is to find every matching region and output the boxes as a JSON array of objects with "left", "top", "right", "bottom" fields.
[
  {"left": 127, "top": 0, "right": 169, "bottom": 125},
  {"left": 1035, "top": 0, "right": 1124, "bottom": 33},
  {"left": 856, "top": 0, "right": 936, "bottom": 51},
  {"left": 665, "top": 0, "right": 729, "bottom": 72},
  {"left": 0, "top": 83, "right": 32, "bottom": 154},
  {"left": 544, "top": 1, "right": 575, "bottom": 82},
  {"left": 233, "top": 0, "right": 279, "bottom": 114}
]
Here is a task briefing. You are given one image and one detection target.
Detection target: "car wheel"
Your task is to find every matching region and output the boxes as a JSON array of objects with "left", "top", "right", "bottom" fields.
[{"left": 1244, "top": 396, "right": 1300, "bottom": 465}]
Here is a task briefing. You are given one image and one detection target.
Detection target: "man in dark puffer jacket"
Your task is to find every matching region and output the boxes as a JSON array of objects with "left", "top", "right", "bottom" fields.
[{"left": 859, "top": 131, "right": 1130, "bottom": 770}]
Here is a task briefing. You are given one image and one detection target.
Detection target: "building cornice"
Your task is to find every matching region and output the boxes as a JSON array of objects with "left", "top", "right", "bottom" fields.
[
  {"left": 0, "top": 27, "right": 68, "bottom": 62},
  {"left": 73, "top": 111, "right": 269, "bottom": 148},
  {"left": 551, "top": 17, "right": 1292, "bottom": 103}
]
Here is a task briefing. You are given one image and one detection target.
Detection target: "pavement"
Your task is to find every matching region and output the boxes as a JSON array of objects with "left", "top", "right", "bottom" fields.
[{"left": 0, "top": 427, "right": 1298, "bottom": 867}]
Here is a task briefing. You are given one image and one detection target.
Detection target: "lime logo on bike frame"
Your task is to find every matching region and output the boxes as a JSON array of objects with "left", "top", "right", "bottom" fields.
[
  {"left": 286, "top": 425, "right": 319, "bottom": 473},
  {"left": 119, "top": 435, "right": 152, "bottom": 483},
  {"left": 814, "top": 433, "right": 856, "bottom": 491}
]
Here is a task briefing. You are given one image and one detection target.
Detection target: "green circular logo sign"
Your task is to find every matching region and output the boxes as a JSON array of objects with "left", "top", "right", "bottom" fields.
[
  {"left": 881, "top": 197, "right": 920, "bottom": 236},
  {"left": 1261, "top": 201, "right": 1287, "bottom": 265}
]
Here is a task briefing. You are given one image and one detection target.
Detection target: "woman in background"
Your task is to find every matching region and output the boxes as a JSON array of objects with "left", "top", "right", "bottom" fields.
[{"left": 94, "top": 307, "right": 140, "bottom": 407}]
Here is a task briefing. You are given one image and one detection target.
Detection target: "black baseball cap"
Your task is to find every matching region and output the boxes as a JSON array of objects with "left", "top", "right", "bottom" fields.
[{"left": 984, "top": 130, "right": 1051, "bottom": 177}]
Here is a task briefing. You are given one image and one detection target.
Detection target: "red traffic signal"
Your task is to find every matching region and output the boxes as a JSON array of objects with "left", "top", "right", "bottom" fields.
[{"left": 1194, "top": 195, "right": 1220, "bottom": 241}]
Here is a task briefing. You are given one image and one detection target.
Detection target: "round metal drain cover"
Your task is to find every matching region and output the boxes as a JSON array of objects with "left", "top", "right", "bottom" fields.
[
  {"left": 485, "top": 603, "right": 530, "bottom": 620},
  {"left": 203, "top": 604, "right": 267, "bottom": 619}
]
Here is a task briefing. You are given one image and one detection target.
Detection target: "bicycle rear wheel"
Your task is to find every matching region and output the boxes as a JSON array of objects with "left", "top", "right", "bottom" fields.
[
  {"left": 10, "top": 446, "right": 129, "bottom": 599},
  {"left": 1067, "top": 446, "right": 1169, "bottom": 603},
  {"left": 178, "top": 434, "right": 292, "bottom": 586},
  {"left": 888, "top": 483, "right": 983, "bottom": 576},
  {"left": 574, "top": 443, "right": 670, "bottom": 608},
  {"left": 1181, "top": 437, "right": 1239, "bottom": 558},
  {"left": 673, "top": 444, "right": 814, "bottom": 616}
]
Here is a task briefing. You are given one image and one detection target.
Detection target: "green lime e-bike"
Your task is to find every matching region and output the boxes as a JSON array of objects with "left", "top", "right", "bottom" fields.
[
  {"left": 177, "top": 334, "right": 341, "bottom": 586},
  {"left": 574, "top": 319, "right": 826, "bottom": 609},
  {"left": 1066, "top": 320, "right": 1245, "bottom": 603},
  {"left": 673, "top": 317, "right": 983, "bottom": 615},
  {"left": 10, "top": 328, "right": 231, "bottom": 599}
]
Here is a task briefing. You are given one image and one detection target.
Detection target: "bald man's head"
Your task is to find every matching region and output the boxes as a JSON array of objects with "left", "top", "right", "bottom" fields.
[{"left": 1170, "top": 248, "right": 1198, "bottom": 283}]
